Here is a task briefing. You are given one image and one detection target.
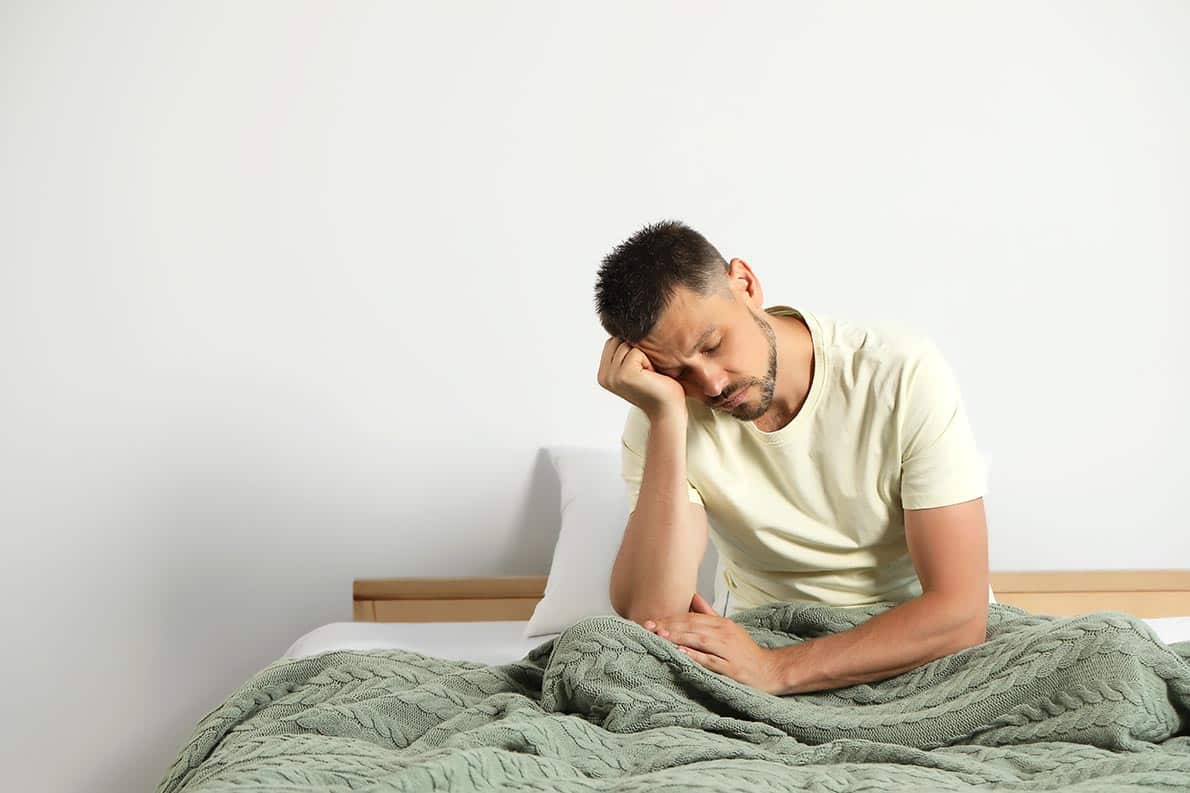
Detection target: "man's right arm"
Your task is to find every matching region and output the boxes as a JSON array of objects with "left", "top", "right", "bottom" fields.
[{"left": 608, "top": 407, "right": 709, "bottom": 623}]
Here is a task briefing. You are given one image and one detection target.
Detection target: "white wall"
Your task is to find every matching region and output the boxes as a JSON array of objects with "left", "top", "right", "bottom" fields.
[{"left": 2, "top": 2, "right": 1187, "bottom": 790}]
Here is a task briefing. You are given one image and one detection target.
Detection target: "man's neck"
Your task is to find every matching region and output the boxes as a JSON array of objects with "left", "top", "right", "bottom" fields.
[{"left": 753, "top": 312, "right": 815, "bottom": 433}]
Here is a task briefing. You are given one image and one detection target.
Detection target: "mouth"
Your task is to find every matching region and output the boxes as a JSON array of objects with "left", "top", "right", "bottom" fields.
[{"left": 718, "top": 386, "right": 748, "bottom": 409}]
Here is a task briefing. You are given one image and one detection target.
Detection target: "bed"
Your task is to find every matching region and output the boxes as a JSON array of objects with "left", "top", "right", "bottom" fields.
[
  {"left": 158, "top": 570, "right": 1190, "bottom": 792},
  {"left": 281, "top": 571, "right": 1190, "bottom": 663}
]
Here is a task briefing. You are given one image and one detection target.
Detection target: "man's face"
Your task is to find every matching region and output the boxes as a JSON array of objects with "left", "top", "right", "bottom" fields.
[{"left": 631, "top": 286, "right": 778, "bottom": 420}]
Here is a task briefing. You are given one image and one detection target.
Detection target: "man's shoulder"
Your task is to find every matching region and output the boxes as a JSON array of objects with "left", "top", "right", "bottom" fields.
[{"left": 829, "top": 313, "right": 938, "bottom": 373}]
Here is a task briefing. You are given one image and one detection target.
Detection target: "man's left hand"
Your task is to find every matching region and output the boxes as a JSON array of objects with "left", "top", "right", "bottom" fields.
[{"left": 643, "top": 593, "right": 784, "bottom": 695}]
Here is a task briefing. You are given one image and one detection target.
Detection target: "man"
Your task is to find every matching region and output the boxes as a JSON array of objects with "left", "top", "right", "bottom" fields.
[{"left": 594, "top": 219, "right": 992, "bottom": 696}]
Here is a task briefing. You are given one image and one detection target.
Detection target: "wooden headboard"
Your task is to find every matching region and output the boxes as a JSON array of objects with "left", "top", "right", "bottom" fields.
[
  {"left": 352, "top": 570, "right": 1190, "bottom": 623},
  {"left": 353, "top": 576, "right": 547, "bottom": 622}
]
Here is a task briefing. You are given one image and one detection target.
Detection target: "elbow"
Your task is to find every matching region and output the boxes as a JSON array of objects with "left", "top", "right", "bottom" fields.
[
  {"left": 608, "top": 589, "right": 646, "bottom": 625},
  {"left": 619, "top": 604, "right": 656, "bottom": 626},
  {"left": 949, "top": 610, "right": 989, "bottom": 652},
  {"left": 611, "top": 602, "right": 633, "bottom": 622},
  {"left": 924, "top": 592, "right": 987, "bottom": 653},
  {"left": 607, "top": 574, "right": 660, "bottom": 624},
  {"left": 609, "top": 572, "right": 629, "bottom": 619},
  {"left": 608, "top": 581, "right": 655, "bottom": 625},
  {"left": 611, "top": 592, "right": 692, "bottom": 627},
  {"left": 610, "top": 591, "right": 628, "bottom": 620},
  {"left": 609, "top": 580, "right": 642, "bottom": 623}
]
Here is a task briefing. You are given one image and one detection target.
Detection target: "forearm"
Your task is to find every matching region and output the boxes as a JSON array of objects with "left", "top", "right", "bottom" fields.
[
  {"left": 773, "top": 593, "right": 987, "bottom": 695},
  {"left": 610, "top": 410, "right": 703, "bottom": 622}
]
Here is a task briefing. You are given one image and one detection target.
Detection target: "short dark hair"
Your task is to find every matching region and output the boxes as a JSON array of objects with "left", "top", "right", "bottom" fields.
[{"left": 594, "top": 219, "right": 733, "bottom": 343}]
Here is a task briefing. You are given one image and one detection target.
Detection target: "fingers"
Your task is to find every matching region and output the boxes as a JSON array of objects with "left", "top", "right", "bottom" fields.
[
  {"left": 646, "top": 614, "right": 723, "bottom": 651},
  {"left": 653, "top": 613, "right": 716, "bottom": 630},
  {"left": 597, "top": 337, "right": 619, "bottom": 387},
  {"left": 611, "top": 339, "right": 634, "bottom": 370},
  {"left": 599, "top": 336, "right": 653, "bottom": 402},
  {"left": 676, "top": 645, "right": 725, "bottom": 668},
  {"left": 667, "top": 628, "right": 728, "bottom": 658},
  {"left": 689, "top": 591, "right": 719, "bottom": 616},
  {"left": 598, "top": 336, "right": 633, "bottom": 388}
]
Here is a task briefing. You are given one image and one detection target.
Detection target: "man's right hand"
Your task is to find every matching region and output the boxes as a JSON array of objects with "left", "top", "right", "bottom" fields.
[{"left": 597, "top": 337, "right": 687, "bottom": 420}]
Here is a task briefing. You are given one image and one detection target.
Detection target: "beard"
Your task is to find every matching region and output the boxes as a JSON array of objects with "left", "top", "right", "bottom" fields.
[{"left": 718, "top": 308, "right": 778, "bottom": 420}]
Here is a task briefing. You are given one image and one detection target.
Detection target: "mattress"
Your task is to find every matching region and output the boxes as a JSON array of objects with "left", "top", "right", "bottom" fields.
[
  {"left": 283, "top": 620, "right": 559, "bottom": 666},
  {"left": 283, "top": 614, "right": 1190, "bottom": 665}
]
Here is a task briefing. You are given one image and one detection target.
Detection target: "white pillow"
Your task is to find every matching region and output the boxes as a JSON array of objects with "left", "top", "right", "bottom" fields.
[{"left": 525, "top": 446, "right": 721, "bottom": 637}]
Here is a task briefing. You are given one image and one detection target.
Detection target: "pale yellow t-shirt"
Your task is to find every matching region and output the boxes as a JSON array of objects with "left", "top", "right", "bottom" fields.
[{"left": 620, "top": 304, "right": 993, "bottom": 616}]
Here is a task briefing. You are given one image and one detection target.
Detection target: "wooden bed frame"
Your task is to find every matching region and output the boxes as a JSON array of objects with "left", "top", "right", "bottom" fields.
[{"left": 353, "top": 570, "right": 1190, "bottom": 623}]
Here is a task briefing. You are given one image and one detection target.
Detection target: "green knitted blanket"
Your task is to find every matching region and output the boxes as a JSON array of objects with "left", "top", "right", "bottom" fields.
[{"left": 158, "top": 602, "right": 1190, "bottom": 792}]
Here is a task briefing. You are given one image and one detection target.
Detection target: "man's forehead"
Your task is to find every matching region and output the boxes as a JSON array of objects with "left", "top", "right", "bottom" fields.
[{"left": 640, "top": 307, "right": 717, "bottom": 365}]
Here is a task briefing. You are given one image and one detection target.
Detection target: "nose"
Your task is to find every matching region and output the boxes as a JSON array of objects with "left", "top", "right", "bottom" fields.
[{"left": 695, "top": 366, "right": 730, "bottom": 399}]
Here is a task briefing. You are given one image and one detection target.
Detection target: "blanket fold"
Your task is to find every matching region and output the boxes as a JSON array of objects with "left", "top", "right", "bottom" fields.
[{"left": 157, "top": 602, "right": 1190, "bottom": 792}]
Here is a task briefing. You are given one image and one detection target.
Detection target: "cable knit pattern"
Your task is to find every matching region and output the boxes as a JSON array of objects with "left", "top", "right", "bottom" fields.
[{"left": 157, "top": 602, "right": 1190, "bottom": 791}]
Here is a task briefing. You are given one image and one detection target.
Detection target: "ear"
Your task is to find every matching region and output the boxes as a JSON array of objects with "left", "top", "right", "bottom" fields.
[{"left": 724, "top": 259, "right": 762, "bottom": 308}]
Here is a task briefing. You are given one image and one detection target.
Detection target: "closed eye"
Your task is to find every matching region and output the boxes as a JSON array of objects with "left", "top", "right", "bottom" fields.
[{"left": 661, "top": 343, "right": 721, "bottom": 377}]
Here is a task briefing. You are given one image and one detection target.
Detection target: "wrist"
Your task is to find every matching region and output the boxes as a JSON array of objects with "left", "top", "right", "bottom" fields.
[
  {"left": 647, "top": 405, "right": 688, "bottom": 428},
  {"left": 771, "top": 641, "right": 816, "bottom": 696}
]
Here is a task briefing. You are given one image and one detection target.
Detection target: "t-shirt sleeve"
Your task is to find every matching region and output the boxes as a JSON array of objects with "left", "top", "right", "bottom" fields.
[
  {"left": 898, "top": 339, "right": 987, "bottom": 510},
  {"left": 621, "top": 405, "right": 705, "bottom": 514}
]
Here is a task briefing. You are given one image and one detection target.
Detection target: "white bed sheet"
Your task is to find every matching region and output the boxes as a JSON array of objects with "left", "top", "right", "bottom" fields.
[
  {"left": 283, "top": 621, "right": 559, "bottom": 666},
  {"left": 283, "top": 615, "right": 1190, "bottom": 666}
]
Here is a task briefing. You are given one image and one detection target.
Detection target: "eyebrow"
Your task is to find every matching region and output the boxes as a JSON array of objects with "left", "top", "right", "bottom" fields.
[
  {"left": 686, "top": 327, "right": 715, "bottom": 356},
  {"left": 659, "top": 327, "right": 715, "bottom": 372}
]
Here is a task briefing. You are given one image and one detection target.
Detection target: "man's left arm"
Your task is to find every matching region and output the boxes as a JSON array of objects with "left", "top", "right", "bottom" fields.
[{"left": 771, "top": 495, "right": 990, "bottom": 695}]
